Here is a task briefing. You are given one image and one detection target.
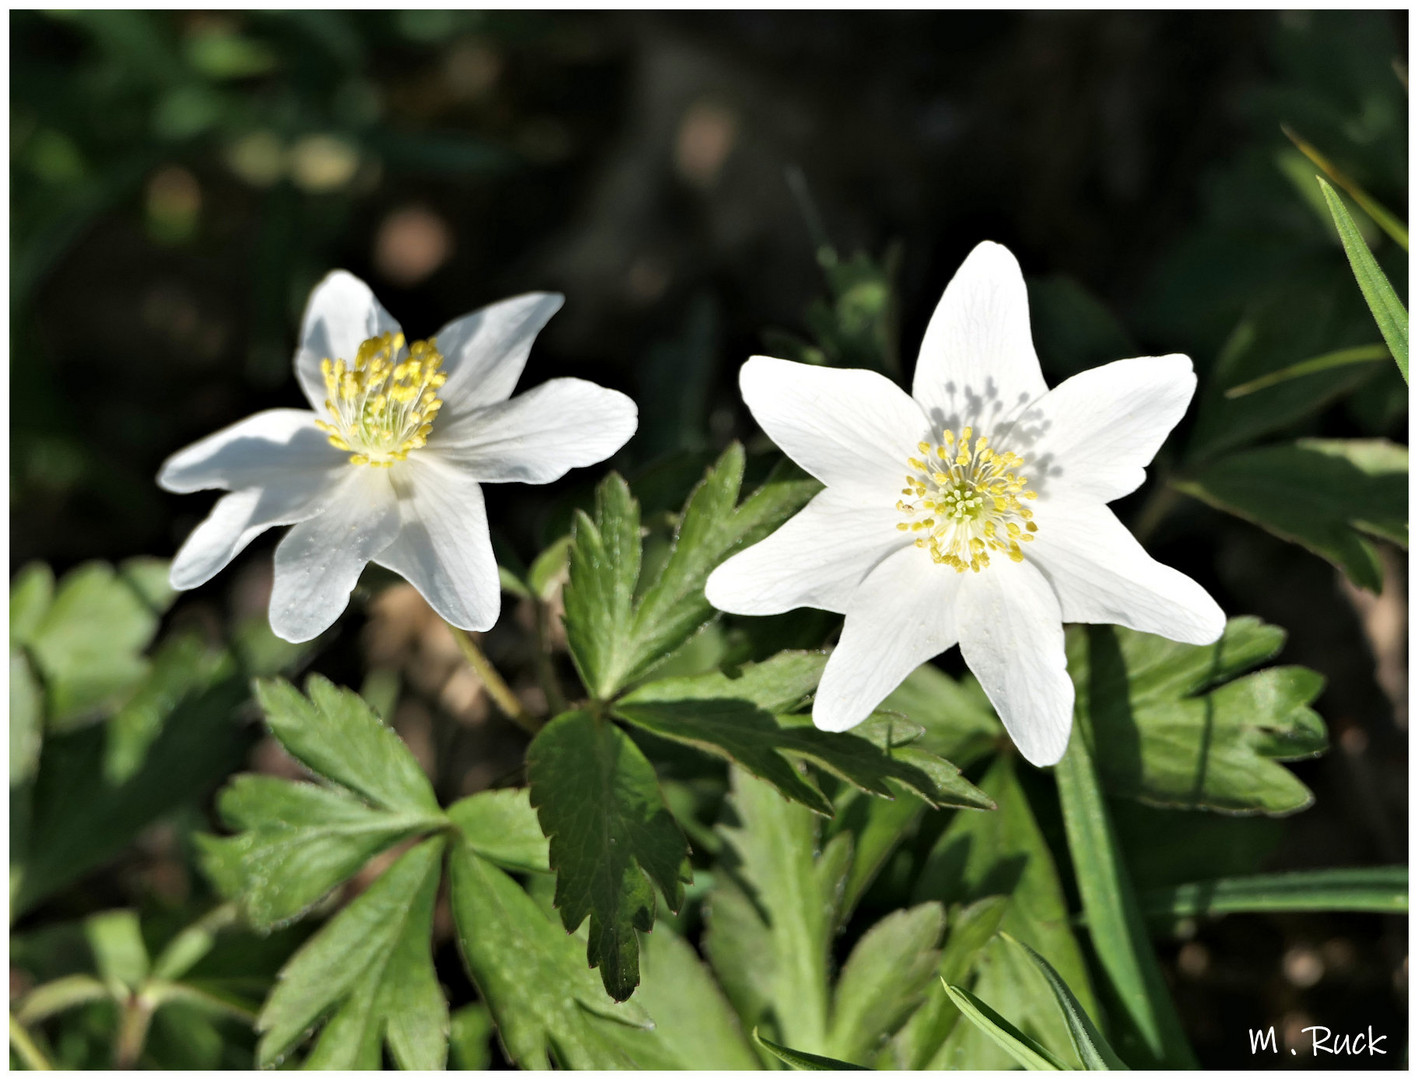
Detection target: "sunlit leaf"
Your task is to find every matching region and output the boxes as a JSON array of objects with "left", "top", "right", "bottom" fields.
[
  {"left": 257, "top": 838, "right": 447, "bottom": 1070},
  {"left": 448, "top": 842, "right": 651, "bottom": 1070},
  {"left": 940, "top": 980, "right": 1067, "bottom": 1071},
  {"left": 564, "top": 447, "right": 819, "bottom": 699},
  {"left": 1004, "top": 934, "right": 1129, "bottom": 1070},
  {"left": 914, "top": 757, "right": 1096, "bottom": 1070},
  {"left": 447, "top": 787, "right": 549, "bottom": 873},
  {"left": 1070, "top": 619, "right": 1327, "bottom": 815},
  {"left": 1318, "top": 176, "right": 1408, "bottom": 382},
  {"left": 255, "top": 675, "right": 440, "bottom": 815},
  {"left": 755, "top": 1027, "right": 872, "bottom": 1071},
  {"left": 1136, "top": 866, "right": 1407, "bottom": 920},
  {"left": 827, "top": 903, "right": 945, "bottom": 1065},
  {"left": 197, "top": 776, "right": 440, "bottom": 930}
]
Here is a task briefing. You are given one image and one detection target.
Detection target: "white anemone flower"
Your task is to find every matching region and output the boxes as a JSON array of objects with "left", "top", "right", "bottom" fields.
[
  {"left": 159, "top": 272, "right": 637, "bottom": 642},
  {"left": 705, "top": 241, "right": 1224, "bottom": 766}
]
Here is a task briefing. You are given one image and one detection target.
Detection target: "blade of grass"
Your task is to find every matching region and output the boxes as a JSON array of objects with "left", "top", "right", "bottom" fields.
[
  {"left": 1224, "top": 343, "right": 1390, "bottom": 398},
  {"left": 1055, "top": 734, "right": 1196, "bottom": 1068},
  {"left": 939, "top": 979, "right": 1068, "bottom": 1070},
  {"left": 752, "top": 1028, "right": 871, "bottom": 1070},
  {"left": 1002, "top": 934, "right": 1129, "bottom": 1070},
  {"left": 1136, "top": 866, "right": 1407, "bottom": 919},
  {"left": 1283, "top": 125, "right": 1407, "bottom": 250},
  {"left": 1317, "top": 177, "right": 1408, "bottom": 384}
]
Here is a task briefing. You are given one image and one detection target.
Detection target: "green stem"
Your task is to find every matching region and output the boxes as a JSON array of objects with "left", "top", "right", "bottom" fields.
[
  {"left": 446, "top": 625, "right": 540, "bottom": 736},
  {"left": 113, "top": 994, "right": 154, "bottom": 1070},
  {"left": 9, "top": 1015, "right": 52, "bottom": 1071},
  {"left": 1055, "top": 732, "right": 1197, "bottom": 1068},
  {"left": 532, "top": 601, "right": 568, "bottom": 716}
]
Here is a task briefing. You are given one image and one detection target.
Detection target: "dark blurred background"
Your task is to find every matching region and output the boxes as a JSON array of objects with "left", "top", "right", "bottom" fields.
[{"left": 11, "top": 10, "right": 1408, "bottom": 1068}]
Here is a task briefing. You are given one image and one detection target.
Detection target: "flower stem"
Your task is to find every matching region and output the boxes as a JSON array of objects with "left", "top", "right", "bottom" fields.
[
  {"left": 446, "top": 625, "right": 540, "bottom": 736},
  {"left": 10, "top": 1015, "right": 52, "bottom": 1071},
  {"left": 532, "top": 600, "right": 569, "bottom": 716}
]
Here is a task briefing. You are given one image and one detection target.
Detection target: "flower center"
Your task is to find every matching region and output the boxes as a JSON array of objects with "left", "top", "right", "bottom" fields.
[
  {"left": 314, "top": 332, "right": 447, "bottom": 466},
  {"left": 895, "top": 425, "right": 1038, "bottom": 572}
]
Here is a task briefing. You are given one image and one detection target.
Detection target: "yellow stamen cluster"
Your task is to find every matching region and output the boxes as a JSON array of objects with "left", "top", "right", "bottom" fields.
[
  {"left": 315, "top": 333, "right": 447, "bottom": 466},
  {"left": 894, "top": 425, "right": 1039, "bottom": 572}
]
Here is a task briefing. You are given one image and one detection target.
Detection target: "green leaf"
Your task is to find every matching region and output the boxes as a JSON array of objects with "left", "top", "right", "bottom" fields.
[
  {"left": 1071, "top": 619, "right": 1328, "bottom": 814},
  {"left": 255, "top": 676, "right": 440, "bottom": 815},
  {"left": 10, "top": 652, "right": 43, "bottom": 786},
  {"left": 889, "top": 896, "right": 1008, "bottom": 1069},
  {"left": 526, "top": 710, "right": 689, "bottom": 1001},
  {"left": 528, "top": 534, "right": 573, "bottom": 599},
  {"left": 256, "top": 837, "right": 447, "bottom": 1070},
  {"left": 880, "top": 661, "right": 1003, "bottom": 768},
  {"left": 564, "top": 475, "right": 642, "bottom": 698},
  {"left": 626, "top": 445, "right": 816, "bottom": 685},
  {"left": 10, "top": 562, "right": 55, "bottom": 649},
  {"left": 618, "top": 657, "right": 993, "bottom": 814},
  {"left": 1136, "top": 866, "right": 1408, "bottom": 919},
  {"left": 1004, "top": 934, "right": 1129, "bottom": 1069},
  {"left": 755, "top": 1028, "right": 872, "bottom": 1071},
  {"left": 85, "top": 909, "right": 149, "bottom": 991},
  {"left": 198, "top": 775, "right": 441, "bottom": 929},
  {"left": 564, "top": 448, "right": 819, "bottom": 699},
  {"left": 941, "top": 981, "right": 1068, "bottom": 1071},
  {"left": 1176, "top": 438, "right": 1407, "bottom": 593},
  {"left": 448, "top": 842, "right": 651, "bottom": 1070},
  {"left": 914, "top": 757, "right": 1097, "bottom": 1070},
  {"left": 1318, "top": 176, "right": 1408, "bottom": 381},
  {"left": 709, "top": 768, "right": 831, "bottom": 1050},
  {"left": 827, "top": 903, "right": 946, "bottom": 1065},
  {"left": 27, "top": 560, "right": 164, "bottom": 727},
  {"left": 831, "top": 787, "right": 926, "bottom": 924},
  {"left": 1056, "top": 734, "right": 1195, "bottom": 1069},
  {"left": 447, "top": 787, "right": 550, "bottom": 873},
  {"left": 595, "top": 921, "right": 761, "bottom": 1069},
  {"left": 449, "top": 1003, "right": 494, "bottom": 1071}
]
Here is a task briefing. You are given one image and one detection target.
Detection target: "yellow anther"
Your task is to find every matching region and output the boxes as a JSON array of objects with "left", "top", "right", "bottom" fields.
[
  {"left": 893, "top": 423, "right": 1039, "bottom": 573},
  {"left": 318, "top": 332, "right": 447, "bottom": 466}
]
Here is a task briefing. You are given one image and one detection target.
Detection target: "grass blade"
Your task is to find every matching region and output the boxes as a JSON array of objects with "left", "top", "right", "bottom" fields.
[
  {"left": 1002, "top": 934, "right": 1129, "bottom": 1070},
  {"left": 752, "top": 1028, "right": 871, "bottom": 1071},
  {"left": 1055, "top": 734, "right": 1196, "bottom": 1068},
  {"left": 1137, "top": 866, "right": 1407, "bottom": 919},
  {"left": 1223, "top": 343, "right": 1390, "bottom": 398},
  {"left": 1284, "top": 125, "right": 1407, "bottom": 249},
  {"left": 939, "top": 980, "right": 1068, "bottom": 1070},
  {"left": 1317, "top": 176, "right": 1408, "bottom": 383}
]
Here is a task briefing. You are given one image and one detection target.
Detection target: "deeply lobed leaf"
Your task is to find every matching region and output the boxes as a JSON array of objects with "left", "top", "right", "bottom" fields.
[{"left": 526, "top": 709, "right": 689, "bottom": 1001}]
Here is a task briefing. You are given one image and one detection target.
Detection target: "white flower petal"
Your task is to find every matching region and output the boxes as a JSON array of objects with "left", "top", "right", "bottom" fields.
[
  {"left": 706, "top": 489, "right": 907, "bottom": 616},
  {"left": 374, "top": 455, "right": 501, "bottom": 632},
  {"left": 1030, "top": 354, "right": 1195, "bottom": 503},
  {"left": 956, "top": 558, "right": 1073, "bottom": 767},
  {"left": 268, "top": 468, "right": 401, "bottom": 642},
  {"left": 431, "top": 378, "right": 637, "bottom": 483},
  {"left": 1029, "top": 501, "right": 1224, "bottom": 644},
  {"left": 158, "top": 409, "right": 343, "bottom": 494},
  {"left": 911, "top": 241, "right": 1049, "bottom": 429},
  {"left": 170, "top": 474, "right": 336, "bottom": 590},
  {"left": 739, "top": 356, "right": 932, "bottom": 493},
  {"left": 812, "top": 544, "right": 963, "bottom": 732},
  {"left": 294, "top": 271, "right": 403, "bottom": 411},
  {"left": 431, "top": 292, "right": 564, "bottom": 418}
]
